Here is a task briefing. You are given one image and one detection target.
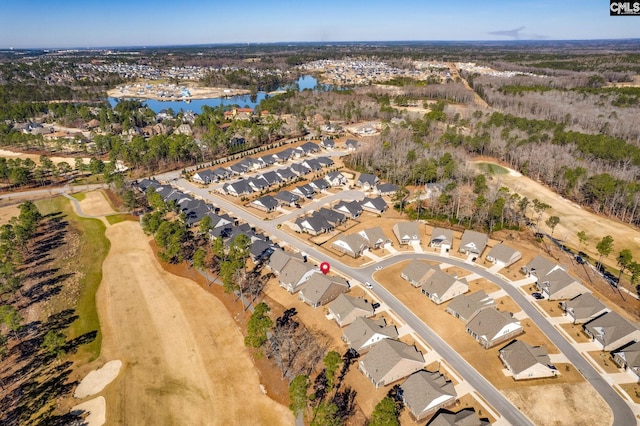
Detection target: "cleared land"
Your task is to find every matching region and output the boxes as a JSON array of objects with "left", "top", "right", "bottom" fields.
[{"left": 83, "top": 192, "right": 293, "bottom": 425}]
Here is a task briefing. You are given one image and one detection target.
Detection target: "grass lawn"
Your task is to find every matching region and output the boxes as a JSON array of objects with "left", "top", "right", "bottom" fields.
[
  {"left": 106, "top": 214, "right": 138, "bottom": 225},
  {"left": 36, "top": 196, "right": 110, "bottom": 361},
  {"left": 70, "top": 193, "right": 86, "bottom": 201},
  {"left": 477, "top": 162, "right": 510, "bottom": 175}
]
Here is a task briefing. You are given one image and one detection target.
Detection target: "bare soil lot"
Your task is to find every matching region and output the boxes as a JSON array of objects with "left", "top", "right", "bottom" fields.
[{"left": 96, "top": 220, "right": 293, "bottom": 425}]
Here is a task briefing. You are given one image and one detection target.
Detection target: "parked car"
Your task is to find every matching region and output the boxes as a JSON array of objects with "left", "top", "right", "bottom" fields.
[
  {"left": 575, "top": 255, "right": 586, "bottom": 264},
  {"left": 372, "top": 302, "right": 381, "bottom": 310},
  {"left": 375, "top": 266, "right": 382, "bottom": 271},
  {"left": 365, "top": 282, "right": 373, "bottom": 289},
  {"left": 532, "top": 292, "right": 544, "bottom": 300},
  {"left": 578, "top": 251, "right": 589, "bottom": 259}
]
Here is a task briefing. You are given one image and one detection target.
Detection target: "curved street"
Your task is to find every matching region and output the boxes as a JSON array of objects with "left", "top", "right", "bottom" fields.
[{"left": 172, "top": 176, "right": 636, "bottom": 426}]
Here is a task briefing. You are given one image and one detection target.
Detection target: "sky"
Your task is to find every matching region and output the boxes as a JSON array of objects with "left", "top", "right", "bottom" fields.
[{"left": 0, "top": 0, "right": 638, "bottom": 49}]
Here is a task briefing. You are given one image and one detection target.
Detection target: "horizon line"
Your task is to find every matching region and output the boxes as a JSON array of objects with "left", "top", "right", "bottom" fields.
[{"left": 3, "top": 37, "right": 640, "bottom": 51}]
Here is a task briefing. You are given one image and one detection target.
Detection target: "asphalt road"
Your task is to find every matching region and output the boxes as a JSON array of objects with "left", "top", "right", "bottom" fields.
[{"left": 177, "top": 175, "right": 639, "bottom": 425}]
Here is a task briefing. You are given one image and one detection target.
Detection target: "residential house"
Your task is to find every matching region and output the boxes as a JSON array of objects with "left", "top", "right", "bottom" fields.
[
  {"left": 583, "top": 311, "right": 640, "bottom": 351},
  {"left": 345, "top": 139, "right": 359, "bottom": 151},
  {"left": 401, "top": 260, "right": 435, "bottom": 287},
  {"left": 294, "top": 213, "right": 333, "bottom": 235},
  {"left": 137, "top": 178, "right": 160, "bottom": 193},
  {"left": 183, "top": 200, "right": 212, "bottom": 227},
  {"left": 310, "top": 178, "right": 330, "bottom": 192},
  {"left": 174, "top": 123, "right": 192, "bottom": 135},
  {"left": 272, "top": 150, "right": 292, "bottom": 163},
  {"left": 561, "top": 293, "right": 608, "bottom": 324},
  {"left": 332, "top": 233, "right": 369, "bottom": 258},
  {"left": 317, "top": 207, "right": 346, "bottom": 227},
  {"left": 276, "top": 167, "right": 297, "bottom": 181},
  {"left": 324, "top": 171, "right": 347, "bottom": 187},
  {"left": 292, "top": 184, "right": 316, "bottom": 199},
  {"left": 204, "top": 212, "right": 232, "bottom": 231},
  {"left": 400, "top": 370, "right": 457, "bottom": 421},
  {"left": 358, "top": 227, "right": 392, "bottom": 249},
  {"left": 300, "top": 141, "right": 320, "bottom": 154},
  {"left": 375, "top": 182, "right": 398, "bottom": 196},
  {"left": 521, "top": 255, "right": 561, "bottom": 278},
  {"left": 302, "top": 158, "right": 322, "bottom": 172},
  {"left": 192, "top": 170, "right": 215, "bottom": 185},
  {"left": 430, "top": 227, "right": 454, "bottom": 254},
  {"left": 273, "top": 190, "right": 300, "bottom": 207},
  {"left": 259, "top": 155, "right": 277, "bottom": 167},
  {"left": 229, "top": 162, "right": 249, "bottom": 175},
  {"left": 249, "top": 239, "right": 276, "bottom": 263},
  {"left": 427, "top": 408, "right": 489, "bottom": 426},
  {"left": 537, "top": 269, "right": 587, "bottom": 301},
  {"left": 360, "top": 196, "right": 388, "bottom": 214},
  {"left": 316, "top": 156, "right": 334, "bottom": 167},
  {"left": 466, "top": 308, "right": 524, "bottom": 349},
  {"left": 328, "top": 294, "right": 375, "bottom": 327},
  {"left": 343, "top": 317, "right": 398, "bottom": 352},
  {"left": 278, "top": 258, "right": 316, "bottom": 293},
  {"left": 486, "top": 243, "right": 522, "bottom": 268},
  {"left": 333, "top": 200, "right": 363, "bottom": 219},
  {"left": 261, "top": 171, "right": 284, "bottom": 186},
  {"left": 268, "top": 249, "right": 296, "bottom": 275},
  {"left": 290, "top": 163, "right": 311, "bottom": 176},
  {"left": 458, "top": 230, "right": 488, "bottom": 256},
  {"left": 250, "top": 195, "right": 279, "bottom": 213},
  {"left": 446, "top": 291, "right": 496, "bottom": 323},
  {"left": 359, "top": 339, "right": 425, "bottom": 388},
  {"left": 223, "top": 180, "right": 254, "bottom": 197},
  {"left": 212, "top": 167, "right": 232, "bottom": 181},
  {"left": 298, "top": 273, "right": 349, "bottom": 307},
  {"left": 320, "top": 138, "right": 335, "bottom": 149},
  {"left": 612, "top": 341, "right": 640, "bottom": 381},
  {"left": 247, "top": 176, "right": 270, "bottom": 192},
  {"left": 357, "top": 173, "right": 380, "bottom": 191},
  {"left": 421, "top": 269, "right": 469, "bottom": 305},
  {"left": 499, "top": 340, "right": 558, "bottom": 380},
  {"left": 392, "top": 222, "right": 421, "bottom": 245}
]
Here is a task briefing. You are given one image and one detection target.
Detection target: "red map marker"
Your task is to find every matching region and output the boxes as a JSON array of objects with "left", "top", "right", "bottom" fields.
[{"left": 320, "top": 262, "right": 330, "bottom": 275}]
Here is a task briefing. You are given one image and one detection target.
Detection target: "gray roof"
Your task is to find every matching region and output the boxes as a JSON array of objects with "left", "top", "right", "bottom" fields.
[
  {"left": 393, "top": 222, "right": 421, "bottom": 241},
  {"left": 522, "top": 255, "right": 559, "bottom": 278},
  {"left": 316, "top": 156, "right": 334, "bottom": 167},
  {"left": 252, "top": 195, "right": 278, "bottom": 211},
  {"left": 334, "top": 200, "right": 363, "bottom": 216},
  {"left": 584, "top": 311, "right": 639, "bottom": 348},
  {"left": 360, "top": 196, "right": 388, "bottom": 212},
  {"left": 499, "top": 340, "right": 551, "bottom": 375},
  {"left": 268, "top": 249, "right": 294, "bottom": 274},
  {"left": 466, "top": 309, "right": 520, "bottom": 342},
  {"left": 564, "top": 293, "right": 607, "bottom": 322},
  {"left": 276, "top": 167, "right": 296, "bottom": 180},
  {"left": 212, "top": 167, "right": 231, "bottom": 178},
  {"left": 360, "top": 339, "right": 425, "bottom": 385},
  {"left": 358, "top": 173, "right": 379, "bottom": 186},
  {"left": 343, "top": 317, "right": 398, "bottom": 351},
  {"left": 401, "top": 370, "right": 456, "bottom": 418},
  {"left": 325, "top": 171, "right": 345, "bottom": 182},
  {"left": 303, "top": 158, "right": 322, "bottom": 171},
  {"left": 296, "top": 213, "right": 332, "bottom": 233},
  {"left": 274, "top": 190, "right": 300, "bottom": 204},
  {"left": 539, "top": 269, "right": 584, "bottom": 299},
  {"left": 428, "top": 408, "right": 489, "bottom": 426},
  {"left": 431, "top": 227, "right": 454, "bottom": 246},
  {"left": 224, "top": 180, "right": 253, "bottom": 195},
  {"left": 299, "top": 273, "right": 348, "bottom": 306},
  {"left": 459, "top": 230, "right": 488, "bottom": 254},
  {"left": 333, "top": 233, "right": 369, "bottom": 255},
  {"left": 446, "top": 291, "right": 496, "bottom": 322},
  {"left": 261, "top": 170, "right": 283, "bottom": 185},
  {"left": 300, "top": 141, "right": 320, "bottom": 153},
  {"left": 260, "top": 155, "right": 277, "bottom": 165},
  {"left": 486, "top": 243, "right": 521, "bottom": 264},
  {"left": 311, "top": 178, "right": 330, "bottom": 190},
  {"left": 291, "top": 163, "right": 311, "bottom": 176},
  {"left": 279, "top": 258, "right": 315, "bottom": 287},
  {"left": 345, "top": 139, "right": 359, "bottom": 148},
  {"left": 421, "top": 269, "right": 468, "bottom": 301},
  {"left": 321, "top": 138, "right": 335, "bottom": 147},
  {"left": 359, "top": 227, "right": 389, "bottom": 246},
  {"left": 376, "top": 182, "right": 398, "bottom": 193},
  {"left": 613, "top": 341, "right": 640, "bottom": 375},
  {"left": 401, "top": 260, "right": 434, "bottom": 285},
  {"left": 229, "top": 162, "right": 249, "bottom": 174},
  {"left": 329, "top": 294, "right": 374, "bottom": 324},
  {"left": 248, "top": 176, "right": 269, "bottom": 190},
  {"left": 317, "top": 207, "right": 345, "bottom": 225}
]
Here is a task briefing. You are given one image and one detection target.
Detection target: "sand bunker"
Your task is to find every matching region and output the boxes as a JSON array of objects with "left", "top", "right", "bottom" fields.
[
  {"left": 74, "top": 360, "right": 122, "bottom": 399},
  {"left": 71, "top": 396, "right": 106, "bottom": 426}
]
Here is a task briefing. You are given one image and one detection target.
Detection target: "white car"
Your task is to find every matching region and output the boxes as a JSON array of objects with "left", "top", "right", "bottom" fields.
[
  {"left": 365, "top": 282, "right": 373, "bottom": 289},
  {"left": 375, "top": 266, "right": 382, "bottom": 271}
]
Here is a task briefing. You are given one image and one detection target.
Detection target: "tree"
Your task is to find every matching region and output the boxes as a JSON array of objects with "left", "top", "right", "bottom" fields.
[
  {"left": 323, "top": 351, "right": 342, "bottom": 388},
  {"left": 616, "top": 249, "right": 633, "bottom": 281},
  {"left": 289, "top": 374, "right": 311, "bottom": 416},
  {"left": 532, "top": 199, "right": 550, "bottom": 233},
  {"left": 577, "top": 230, "right": 588, "bottom": 248},
  {"left": 369, "top": 396, "right": 399, "bottom": 426},
  {"left": 628, "top": 261, "right": 640, "bottom": 289},
  {"left": 42, "top": 330, "right": 66, "bottom": 356},
  {"left": 596, "top": 235, "right": 614, "bottom": 270},
  {"left": 193, "top": 248, "right": 206, "bottom": 270},
  {"left": 199, "top": 215, "right": 213, "bottom": 235},
  {"left": 245, "top": 302, "right": 273, "bottom": 348},
  {"left": 545, "top": 216, "right": 560, "bottom": 235},
  {"left": 310, "top": 401, "right": 340, "bottom": 426}
]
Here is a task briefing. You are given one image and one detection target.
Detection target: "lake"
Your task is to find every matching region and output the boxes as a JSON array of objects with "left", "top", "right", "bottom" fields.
[{"left": 108, "top": 75, "right": 320, "bottom": 114}]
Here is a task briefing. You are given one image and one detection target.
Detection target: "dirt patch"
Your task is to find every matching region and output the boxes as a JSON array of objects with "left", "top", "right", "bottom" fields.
[
  {"left": 503, "top": 383, "right": 612, "bottom": 426},
  {"left": 559, "top": 323, "right": 592, "bottom": 343},
  {"left": 0, "top": 203, "right": 20, "bottom": 225},
  {"left": 586, "top": 351, "right": 621, "bottom": 374},
  {"left": 96, "top": 221, "right": 293, "bottom": 425}
]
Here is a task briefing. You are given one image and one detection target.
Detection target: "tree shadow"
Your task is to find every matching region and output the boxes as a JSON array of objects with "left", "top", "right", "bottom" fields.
[
  {"left": 18, "top": 273, "right": 74, "bottom": 310},
  {"left": 63, "top": 330, "right": 98, "bottom": 355},
  {"left": 23, "top": 267, "right": 59, "bottom": 282}
]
